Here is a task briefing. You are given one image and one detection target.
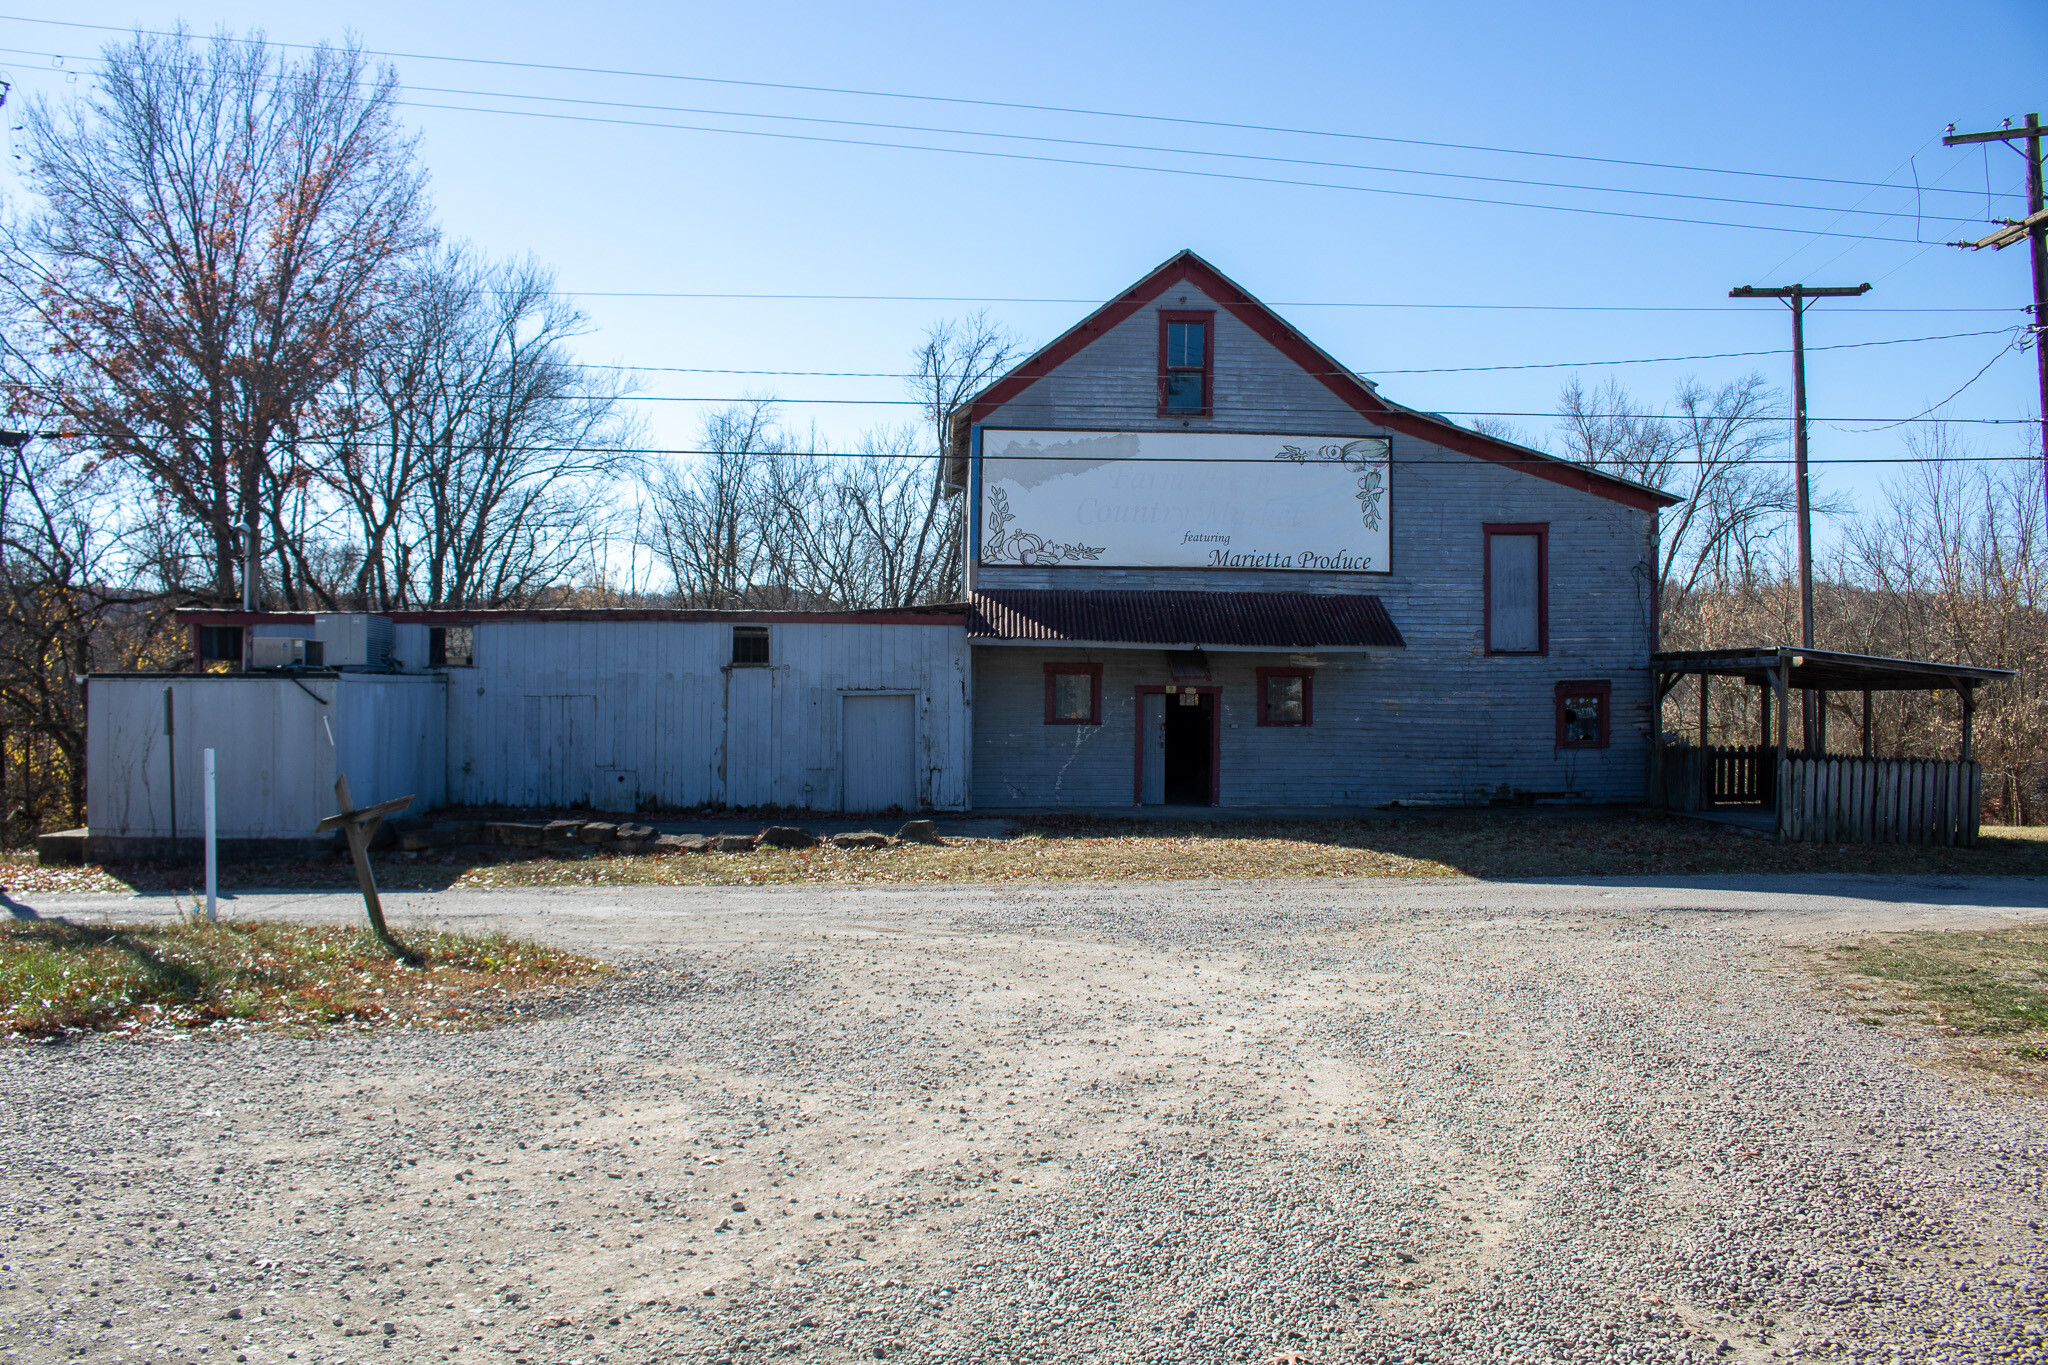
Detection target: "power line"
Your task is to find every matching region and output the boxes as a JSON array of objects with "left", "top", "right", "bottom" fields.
[
  {"left": 0, "top": 41, "right": 1992, "bottom": 223},
  {"left": 1818, "top": 325, "right": 2022, "bottom": 434},
  {"left": 395, "top": 96, "right": 1952, "bottom": 243},
  {"left": 565, "top": 327, "right": 2016, "bottom": 380},
  {"left": 265, "top": 440, "right": 2048, "bottom": 461},
  {"left": 485, "top": 390, "right": 2040, "bottom": 420},
  {"left": 543, "top": 293, "right": 2014, "bottom": 313},
  {"left": 0, "top": 13, "right": 1994, "bottom": 199}
]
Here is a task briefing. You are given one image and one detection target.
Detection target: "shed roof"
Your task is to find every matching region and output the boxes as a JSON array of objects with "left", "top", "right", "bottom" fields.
[
  {"left": 946, "top": 250, "right": 1678, "bottom": 514},
  {"left": 176, "top": 605, "right": 968, "bottom": 627},
  {"left": 1652, "top": 646, "right": 2015, "bottom": 692},
  {"left": 966, "top": 589, "right": 1404, "bottom": 651}
]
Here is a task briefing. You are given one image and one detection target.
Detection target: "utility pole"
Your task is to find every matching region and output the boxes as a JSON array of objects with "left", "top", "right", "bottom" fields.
[
  {"left": 1729, "top": 282, "right": 1871, "bottom": 753},
  {"left": 1944, "top": 113, "right": 2048, "bottom": 520}
]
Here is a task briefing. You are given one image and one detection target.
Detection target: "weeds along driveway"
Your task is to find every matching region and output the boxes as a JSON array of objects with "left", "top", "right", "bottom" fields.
[{"left": 4, "top": 878, "right": 2046, "bottom": 1365}]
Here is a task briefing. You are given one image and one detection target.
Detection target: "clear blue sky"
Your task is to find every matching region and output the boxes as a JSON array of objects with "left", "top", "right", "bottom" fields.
[{"left": 4, "top": 1, "right": 2045, "bottom": 530}]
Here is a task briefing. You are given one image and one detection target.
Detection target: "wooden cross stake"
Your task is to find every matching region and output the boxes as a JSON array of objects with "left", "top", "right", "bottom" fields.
[{"left": 317, "top": 775, "right": 416, "bottom": 963}]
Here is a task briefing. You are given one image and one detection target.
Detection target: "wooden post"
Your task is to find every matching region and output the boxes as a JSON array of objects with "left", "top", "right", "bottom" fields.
[
  {"left": 1772, "top": 655, "right": 1792, "bottom": 840},
  {"left": 1697, "top": 673, "right": 1711, "bottom": 807},
  {"left": 1816, "top": 689, "right": 1828, "bottom": 756},
  {"left": 1649, "top": 670, "right": 1665, "bottom": 807},
  {"left": 162, "top": 686, "right": 177, "bottom": 853},
  {"left": 1760, "top": 683, "right": 1772, "bottom": 750},
  {"left": 1960, "top": 684, "right": 1975, "bottom": 763},
  {"left": 317, "top": 776, "right": 417, "bottom": 963}
]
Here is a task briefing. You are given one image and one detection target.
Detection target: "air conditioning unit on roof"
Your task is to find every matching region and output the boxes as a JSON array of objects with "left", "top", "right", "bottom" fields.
[{"left": 314, "top": 614, "right": 393, "bottom": 670}]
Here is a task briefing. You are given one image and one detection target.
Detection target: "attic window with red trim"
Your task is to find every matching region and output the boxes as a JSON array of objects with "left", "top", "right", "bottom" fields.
[{"left": 1159, "top": 311, "right": 1212, "bottom": 415}]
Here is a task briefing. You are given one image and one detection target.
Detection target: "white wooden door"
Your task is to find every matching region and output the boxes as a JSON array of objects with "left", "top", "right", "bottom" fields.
[
  {"left": 523, "top": 694, "right": 598, "bottom": 807},
  {"left": 725, "top": 669, "right": 773, "bottom": 808},
  {"left": 1140, "top": 692, "right": 1166, "bottom": 805},
  {"left": 842, "top": 694, "right": 917, "bottom": 813}
]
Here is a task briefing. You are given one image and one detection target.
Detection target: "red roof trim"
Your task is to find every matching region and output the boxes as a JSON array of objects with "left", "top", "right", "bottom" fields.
[
  {"left": 175, "top": 607, "right": 969, "bottom": 627},
  {"left": 955, "top": 249, "right": 1677, "bottom": 514}
]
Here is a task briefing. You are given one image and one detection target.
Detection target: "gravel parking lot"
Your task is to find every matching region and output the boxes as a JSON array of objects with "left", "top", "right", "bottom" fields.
[{"left": 3, "top": 876, "right": 2046, "bottom": 1365}]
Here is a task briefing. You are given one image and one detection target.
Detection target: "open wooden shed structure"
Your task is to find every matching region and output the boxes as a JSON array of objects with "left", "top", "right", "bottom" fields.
[{"left": 1649, "top": 646, "right": 2015, "bottom": 845}]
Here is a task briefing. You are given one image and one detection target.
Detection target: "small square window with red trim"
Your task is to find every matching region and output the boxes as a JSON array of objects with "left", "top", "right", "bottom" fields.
[
  {"left": 1044, "top": 663, "right": 1102, "bottom": 725},
  {"left": 1555, "top": 681, "right": 1610, "bottom": 749},
  {"left": 1256, "top": 667, "right": 1313, "bottom": 726}
]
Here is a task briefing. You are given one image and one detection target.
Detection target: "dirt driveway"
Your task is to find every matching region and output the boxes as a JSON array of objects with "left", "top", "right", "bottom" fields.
[{"left": 4, "top": 876, "right": 2046, "bottom": 1365}]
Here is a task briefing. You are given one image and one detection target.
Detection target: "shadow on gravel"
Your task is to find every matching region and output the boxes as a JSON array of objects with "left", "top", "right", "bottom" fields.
[{"left": 1490, "top": 874, "right": 2048, "bottom": 914}]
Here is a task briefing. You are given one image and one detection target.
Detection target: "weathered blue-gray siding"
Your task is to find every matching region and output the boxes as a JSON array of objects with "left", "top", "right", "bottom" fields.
[
  {"left": 86, "top": 673, "right": 446, "bottom": 840},
  {"left": 968, "top": 277, "right": 1656, "bottom": 808},
  {"left": 446, "top": 620, "right": 970, "bottom": 811}
]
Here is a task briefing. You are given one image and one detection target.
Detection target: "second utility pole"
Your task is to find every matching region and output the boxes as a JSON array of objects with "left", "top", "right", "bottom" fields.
[
  {"left": 1729, "top": 281, "right": 1871, "bottom": 752},
  {"left": 1944, "top": 113, "right": 2048, "bottom": 520}
]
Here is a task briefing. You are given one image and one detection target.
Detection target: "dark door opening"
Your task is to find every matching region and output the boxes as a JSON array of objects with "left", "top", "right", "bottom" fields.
[{"left": 1162, "top": 691, "right": 1215, "bottom": 805}]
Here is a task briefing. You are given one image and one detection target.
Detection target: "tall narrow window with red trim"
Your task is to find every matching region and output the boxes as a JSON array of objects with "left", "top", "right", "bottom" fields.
[{"left": 1158, "top": 311, "right": 1213, "bottom": 416}]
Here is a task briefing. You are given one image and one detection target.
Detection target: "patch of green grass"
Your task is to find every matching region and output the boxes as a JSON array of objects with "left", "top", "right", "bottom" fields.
[
  {"left": 0, "top": 919, "right": 604, "bottom": 1039},
  {"left": 1833, "top": 927, "right": 2048, "bottom": 1035},
  {"left": 1813, "top": 925, "right": 2048, "bottom": 1091}
]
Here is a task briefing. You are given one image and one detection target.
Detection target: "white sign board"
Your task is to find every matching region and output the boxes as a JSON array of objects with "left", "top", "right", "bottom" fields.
[{"left": 978, "top": 429, "right": 1391, "bottom": 572}]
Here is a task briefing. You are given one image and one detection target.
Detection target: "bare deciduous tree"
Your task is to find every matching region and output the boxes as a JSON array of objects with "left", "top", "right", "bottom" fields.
[
  {"left": 300, "top": 251, "right": 638, "bottom": 609},
  {"left": 909, "top": 312, "right": 1021, "bottom": 602},
  {"left": 1555, "top": 373, "right": 1797, "bottom": 599},
  {"left": 0, "top": 28, "right": 433, "bottom": 603}
]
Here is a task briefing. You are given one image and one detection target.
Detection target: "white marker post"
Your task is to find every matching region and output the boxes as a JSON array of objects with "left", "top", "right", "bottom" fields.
[{"left": 203, "top": 748, "right": 217, "bottom": 923}]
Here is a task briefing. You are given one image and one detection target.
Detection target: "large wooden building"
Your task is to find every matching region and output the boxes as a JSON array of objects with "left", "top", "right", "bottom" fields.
[
  {"left": 84, "top": 251, "right": 1680, "bottom": 849},
  {"left": 957, "top": 251, "right": 1675, "bottom": 808}
]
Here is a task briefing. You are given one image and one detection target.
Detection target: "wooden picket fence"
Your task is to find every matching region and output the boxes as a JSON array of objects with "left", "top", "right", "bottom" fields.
[{"left": 1775, "top": 755, "right": 1981, "bottom": 846}]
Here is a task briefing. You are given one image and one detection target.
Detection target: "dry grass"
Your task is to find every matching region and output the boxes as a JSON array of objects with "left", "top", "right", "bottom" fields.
[
  {"left": 6, "top": 812, "right": 2047, "bottom": 897},
  {"left": 0, "top": 919, "right": 604, "bottom": 1040},
  {"left": 1803, "top": 924, "right": 2048, "bottom": 1093}
]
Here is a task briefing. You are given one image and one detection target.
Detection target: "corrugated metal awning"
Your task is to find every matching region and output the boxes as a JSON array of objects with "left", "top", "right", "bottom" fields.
[{"left": 966, "top": 590, "right": 1404, "bottom": 650}]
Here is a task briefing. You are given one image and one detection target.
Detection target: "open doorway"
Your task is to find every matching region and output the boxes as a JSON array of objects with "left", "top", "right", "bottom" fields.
[{"left": 1136, "top": 687, "right": 1217, "bottom": 806}]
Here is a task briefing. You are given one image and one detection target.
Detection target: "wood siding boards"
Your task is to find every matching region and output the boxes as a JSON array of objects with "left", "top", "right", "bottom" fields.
[
  {"left": 443, "top": 620, "right": 969, "bottom": 812},
  {"left": 84, "top": 674, "right": 445, "bottom": 840}
]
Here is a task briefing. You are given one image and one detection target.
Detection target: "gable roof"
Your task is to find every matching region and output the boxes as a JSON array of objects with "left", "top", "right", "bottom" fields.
[{"left": 946, "top": 250, "right": 1678, "bottom": 513}]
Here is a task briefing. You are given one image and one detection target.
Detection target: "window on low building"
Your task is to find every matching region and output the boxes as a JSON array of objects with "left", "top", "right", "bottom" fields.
[
  {"left": 1555, "top": 680, "right": 1610, "bottom": 749},
  {"left": 1484, "top": 524, "right": 1548, "bottom": 655},
  {"left": 196, "top": 625, "right": 243, "bottom": 663},
  {"left": 1158, "top": 310, "right": 1213, "bottom": 416},
  {"left": 429, "top": 625, "right": 475, "bottom": 668},
  {"left": 732, "top": 625, "right": 770, "bottom": 665},
  {"left": 1043, "top": 662, "right": 1102, "bottom": 725},
  {"left": 1256, "top": 667, "right": 1313, "bottom": 726}
]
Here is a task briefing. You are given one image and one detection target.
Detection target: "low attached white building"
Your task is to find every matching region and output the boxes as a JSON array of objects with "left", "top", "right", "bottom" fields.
[{"left": 86, "top": 607, "right": 970, "bottom": 856}]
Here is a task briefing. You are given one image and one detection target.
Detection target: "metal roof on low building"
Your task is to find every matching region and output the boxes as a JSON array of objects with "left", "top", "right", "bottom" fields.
[
  {"left": 1651, "top": 646, "right": 2015, "bottom": 692},
  {"left": 966, "top": 590, "right": 1405, "bottom": 650}
]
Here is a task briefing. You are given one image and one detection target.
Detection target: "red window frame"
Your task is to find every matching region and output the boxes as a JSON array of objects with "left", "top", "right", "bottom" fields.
[
  {"left": 1554, "top": 680, "right": 1611, "bottom": 749},
  {"left": 1043, "top": 662, "right": 1103, "bottom": 725},
  {"left": 1483, "top": 522, "right": 1549, "bottom": 656},
  {"left": 1157, "top": 310, "right": 1215, "bottom": 417},
  {"left": 1254, "top": 667, "right": 1314, "bottom": 726}
]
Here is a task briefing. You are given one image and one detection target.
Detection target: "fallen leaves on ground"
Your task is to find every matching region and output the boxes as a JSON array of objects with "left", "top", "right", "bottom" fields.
[
  {"left": 1, "top": 919, "right": 604, "bottom": 1040},
  {"left": 5, "top": 813, "right": 2046, "bottom": 898}
]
